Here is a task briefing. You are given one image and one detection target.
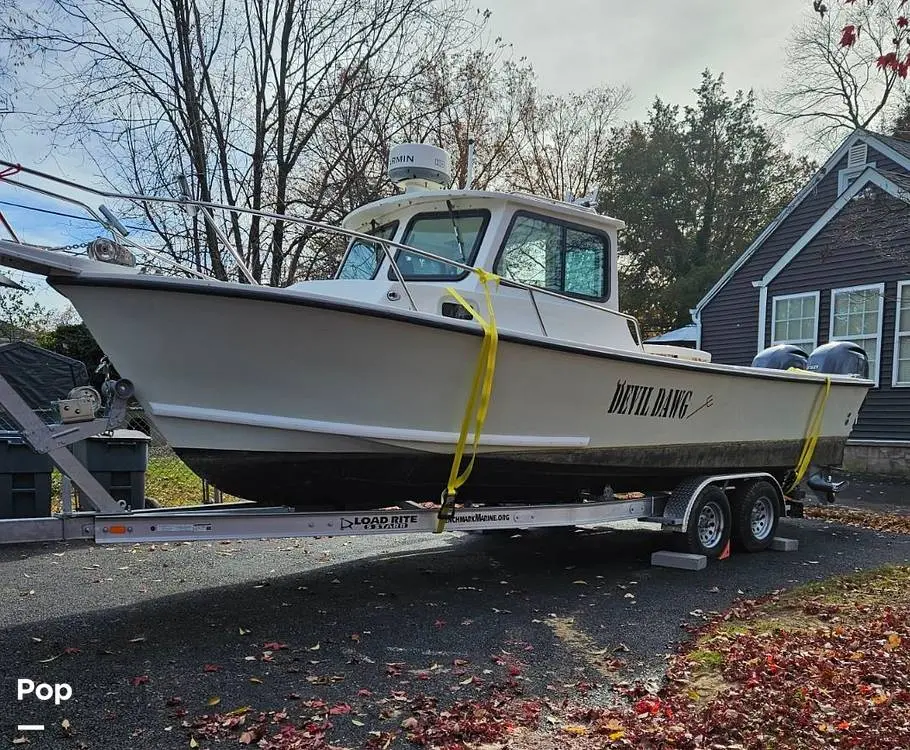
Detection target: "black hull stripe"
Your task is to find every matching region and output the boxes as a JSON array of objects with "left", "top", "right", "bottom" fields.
[{"left": 50, "top": 274, "right": 873, "bottom": 387}]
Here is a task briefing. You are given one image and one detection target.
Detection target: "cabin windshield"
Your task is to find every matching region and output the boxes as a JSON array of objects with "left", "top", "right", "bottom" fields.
[
  {"left": 388, "top": 209, "right": 490, "bottom": 280},
  {"left": 336, "top": 221, "right": 399, "bottom": 279}
]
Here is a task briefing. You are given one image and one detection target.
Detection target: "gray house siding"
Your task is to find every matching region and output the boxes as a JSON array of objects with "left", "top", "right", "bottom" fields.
[
  {"left": 700, "top": 156, "right": 847, "bottom": 364},
  {"left": 765, "top": 192, "right": 910, "bottom": 441},
  {"left": 700, "top": 143, "right": 908, "bottom": 367}
]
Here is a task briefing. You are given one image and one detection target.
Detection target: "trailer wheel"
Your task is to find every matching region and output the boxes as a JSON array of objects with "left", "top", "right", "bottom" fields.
[
  {"left": 731, "top": 480, "right": 779, "bottom": 553},
  {"left": 683, "top": 485, "right": 731, "bottom": 557}
]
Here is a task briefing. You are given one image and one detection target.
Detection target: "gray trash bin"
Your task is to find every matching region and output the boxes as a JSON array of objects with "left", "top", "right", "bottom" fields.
[
  {"left": 0, "top": 432, "right": 53, "bottom": 519},
  {"left": 70, "top": 429, "right": 151, "bottom": 510}
]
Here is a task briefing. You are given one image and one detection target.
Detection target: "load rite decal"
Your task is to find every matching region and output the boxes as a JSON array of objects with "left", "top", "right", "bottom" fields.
[
  {"left": 340, "top": 515, "right": 418, "bottom": 531},
  {"left": 607, "top": 380, "right": 706, "bottom": 420}
]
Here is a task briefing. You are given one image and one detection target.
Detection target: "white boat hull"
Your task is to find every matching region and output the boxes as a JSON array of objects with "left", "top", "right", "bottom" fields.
[{"left": 50, "top": 275, "right": 871, "bottom": 509}]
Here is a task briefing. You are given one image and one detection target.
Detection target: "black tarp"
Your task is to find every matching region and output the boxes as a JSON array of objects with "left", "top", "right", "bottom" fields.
[{"left": 0, "top": 341, "right": 89, "bottom": 429}]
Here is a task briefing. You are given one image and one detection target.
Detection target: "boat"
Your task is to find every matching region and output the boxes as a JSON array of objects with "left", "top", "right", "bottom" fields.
[{"left": 0, "top": 146, "right": 873, "bottom": 511}]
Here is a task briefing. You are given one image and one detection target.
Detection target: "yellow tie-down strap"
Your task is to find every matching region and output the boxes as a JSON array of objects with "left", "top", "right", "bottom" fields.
[
  {"left": 436, "top": 269, "right": 500, "bottom": 533},
  {"left": 786, "top": 374, "right": 832, "bottom": 495}
]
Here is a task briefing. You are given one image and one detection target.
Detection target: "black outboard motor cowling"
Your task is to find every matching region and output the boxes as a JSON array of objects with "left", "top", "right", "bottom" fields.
[
  {"left": 752, "top": 344, "right": 809, "bottom": 370},
  {"left": 807, "top": 341, "right": 869, "bottom": 379}
]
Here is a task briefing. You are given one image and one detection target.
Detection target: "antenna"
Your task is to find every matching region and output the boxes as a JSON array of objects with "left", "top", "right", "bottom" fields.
[
  {"left": 465, "top": 138, "right": 475, "bottom": 190},
  {"left": 178, "top": 174, "right": 199, "bottom": 216}
]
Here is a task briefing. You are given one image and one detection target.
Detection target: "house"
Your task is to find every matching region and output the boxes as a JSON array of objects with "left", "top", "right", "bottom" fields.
[{"left": 691, "top": 128, "right": 910, "bottom": 476}]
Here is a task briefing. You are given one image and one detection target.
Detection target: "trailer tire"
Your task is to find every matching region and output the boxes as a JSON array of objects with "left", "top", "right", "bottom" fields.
[
  {"left": 683, "top": 485, "right": 731, "bottom": 558},
  {"left": 731, "top": 480, "right": 780, "bottom": 553}
]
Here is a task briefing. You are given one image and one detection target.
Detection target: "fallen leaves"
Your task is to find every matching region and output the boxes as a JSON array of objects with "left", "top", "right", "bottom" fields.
[
  {"left": 805, "top": 506, "right": 910, "bottom": 534},
  {"left": 173, "top": 561, "right": 910, "bottom": 750}
]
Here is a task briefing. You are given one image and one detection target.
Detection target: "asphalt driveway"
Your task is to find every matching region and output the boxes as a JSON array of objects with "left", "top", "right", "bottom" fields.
[{"left": 3, "top": 508, "right": 910, "bottom": 749}]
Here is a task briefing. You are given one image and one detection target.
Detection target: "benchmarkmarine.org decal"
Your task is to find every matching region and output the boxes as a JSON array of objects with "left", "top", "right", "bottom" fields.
[{"left": 339, "top": 515, "right": 418, "bottom": 531}]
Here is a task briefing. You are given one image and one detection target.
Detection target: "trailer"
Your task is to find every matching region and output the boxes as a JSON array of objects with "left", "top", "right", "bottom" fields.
[{"left": 0, "top": 364, "right": 818, "bottom": 564}]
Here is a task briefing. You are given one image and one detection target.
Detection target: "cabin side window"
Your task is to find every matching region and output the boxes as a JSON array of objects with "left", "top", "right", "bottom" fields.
[
  {"left": 389, "top": 210, "right": 490, "bottom": 280},
  {"left": 337, "top": 221, "right": 399, "bottom": 280},
  {"left": 495, "top": 212, "right": 608, "bottom": 300}
]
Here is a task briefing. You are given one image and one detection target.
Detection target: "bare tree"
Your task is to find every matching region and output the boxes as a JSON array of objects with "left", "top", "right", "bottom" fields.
[
  {"left": 391, "top": 41, "right": 537, "bottom": 191},
  {"left": 822, "top": 168, "right": 910, "bottom": 264},
  {"left": 508, "top": 85, "right": 631, "bottom": 201},
  {"left": 769, "top": 2, "right": 905, "bottom": 148},
  {"left": 3, "top": 0, "right": 482, "bottom": 284}
]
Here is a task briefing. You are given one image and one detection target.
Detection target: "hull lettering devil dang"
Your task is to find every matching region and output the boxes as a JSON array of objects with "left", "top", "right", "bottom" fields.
[{"left": 606, "top": 380, "right": 710, "bottom": 420}]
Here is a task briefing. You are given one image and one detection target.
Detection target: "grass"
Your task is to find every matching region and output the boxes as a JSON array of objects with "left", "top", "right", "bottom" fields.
[
  {"left": 686, "top": 648, "right": 725, "bottom": 669},
  {"left": 51, "top": 452, "right": 240, "bottom": 509},
  {"left": 145, "top": 453, "right": 210, "bottom": 506}
]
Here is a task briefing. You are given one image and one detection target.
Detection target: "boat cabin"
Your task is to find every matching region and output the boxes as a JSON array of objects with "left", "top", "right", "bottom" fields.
[
  {"left": 313, "top": 187, "right": 641, "bottom": 350},
  {"left": 336, "top": 189, "right": 620, "bottom": 305},
  {"left": 291, "top": 143, "right": 710, "bottom": 361}
]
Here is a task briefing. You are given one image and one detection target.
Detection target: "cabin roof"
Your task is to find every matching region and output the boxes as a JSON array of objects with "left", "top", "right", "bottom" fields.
[{"left": 341, "top": 189, "right": 626, "bottom": 233}]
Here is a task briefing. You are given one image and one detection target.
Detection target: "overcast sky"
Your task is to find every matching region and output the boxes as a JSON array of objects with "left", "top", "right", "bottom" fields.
[{"left": 478, "top": 0, "right": 809, "bottom": 129}]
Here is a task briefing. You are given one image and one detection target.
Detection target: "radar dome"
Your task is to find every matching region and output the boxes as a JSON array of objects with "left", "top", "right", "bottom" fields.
[{"left": 387, "top": 143, "right": 452, "bottom": 192}]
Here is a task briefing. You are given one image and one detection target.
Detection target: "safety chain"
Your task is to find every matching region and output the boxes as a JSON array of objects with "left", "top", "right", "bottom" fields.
[{"left": 45, "top": 242, "right": 88, "bottom": 253}]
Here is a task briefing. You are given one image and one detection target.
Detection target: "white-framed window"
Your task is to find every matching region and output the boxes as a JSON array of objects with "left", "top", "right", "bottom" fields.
[
  {"left": 894, "top": 280, "right": 910, "bottom": 387},
  {"left": 830, "top": 283, "right": 885, "bottom": 384},
  {"left": 770, "top": 292, "right": 819, "bottom": 352}
]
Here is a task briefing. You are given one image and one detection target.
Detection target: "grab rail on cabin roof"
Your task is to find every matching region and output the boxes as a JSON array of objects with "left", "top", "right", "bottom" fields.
[{"left": 0, "top": 158, "right": 643, "bottom": 347}]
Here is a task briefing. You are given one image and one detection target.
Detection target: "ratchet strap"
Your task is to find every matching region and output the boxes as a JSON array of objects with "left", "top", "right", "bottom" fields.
[
  {"left": 786, "top": 375, "right": 832, "bottom": 494},
  {"left": 436, "top": 269, "right": 500, "bottom": 533}
]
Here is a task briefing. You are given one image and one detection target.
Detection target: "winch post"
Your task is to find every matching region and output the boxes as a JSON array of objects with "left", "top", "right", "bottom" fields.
[{"left": 0, "top": 372, "right": 130, "bottom": 514}]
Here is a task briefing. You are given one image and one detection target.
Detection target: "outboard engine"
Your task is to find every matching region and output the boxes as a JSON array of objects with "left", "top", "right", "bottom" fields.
[
  {"left": 807, "top": 341, "right": 869, "bottom": 378},
  {"left": 752, "top": 344, "right": 809, "bottom": 370}
]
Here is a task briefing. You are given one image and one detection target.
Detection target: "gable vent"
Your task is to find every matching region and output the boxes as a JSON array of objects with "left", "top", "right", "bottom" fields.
[{"left": 847, "top": 142, "right": 868, "bottom": 168}]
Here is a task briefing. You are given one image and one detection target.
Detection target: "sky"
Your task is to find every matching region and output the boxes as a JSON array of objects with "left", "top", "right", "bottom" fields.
[
  {"left": 1, "top": 0, "right": 816, "bottom": 313},
  {"left": 478, "top": 0, "right": 809, "bottom": 128}
]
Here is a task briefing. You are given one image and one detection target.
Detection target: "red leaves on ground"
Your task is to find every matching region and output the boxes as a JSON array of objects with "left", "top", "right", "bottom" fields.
[
  {"left": 63, "top": 647, "right": 81, "bottom": 655},
  {"left": 400, "top": 690, "right": 541, "bottom": 747},
  {"left": 633, "top": 697, "right": 661, "bottom": 716},
  {"left": 182, "top": 566, "right": 910, "bottom": 749},
  {"left": 385, "top": 662, "right": 406, "bottom": 677},
  {"left": 203, "top": 664, "right": 222, "bottom": 672},
  {"left": 129, "top": 675, "right": 149, "bottom": 686},
  {"left": 263, "top": 641, "right": 290, "bottom": 651},
  {"left": 192, "top": 709, "right": 333, "bottom": 750}
]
